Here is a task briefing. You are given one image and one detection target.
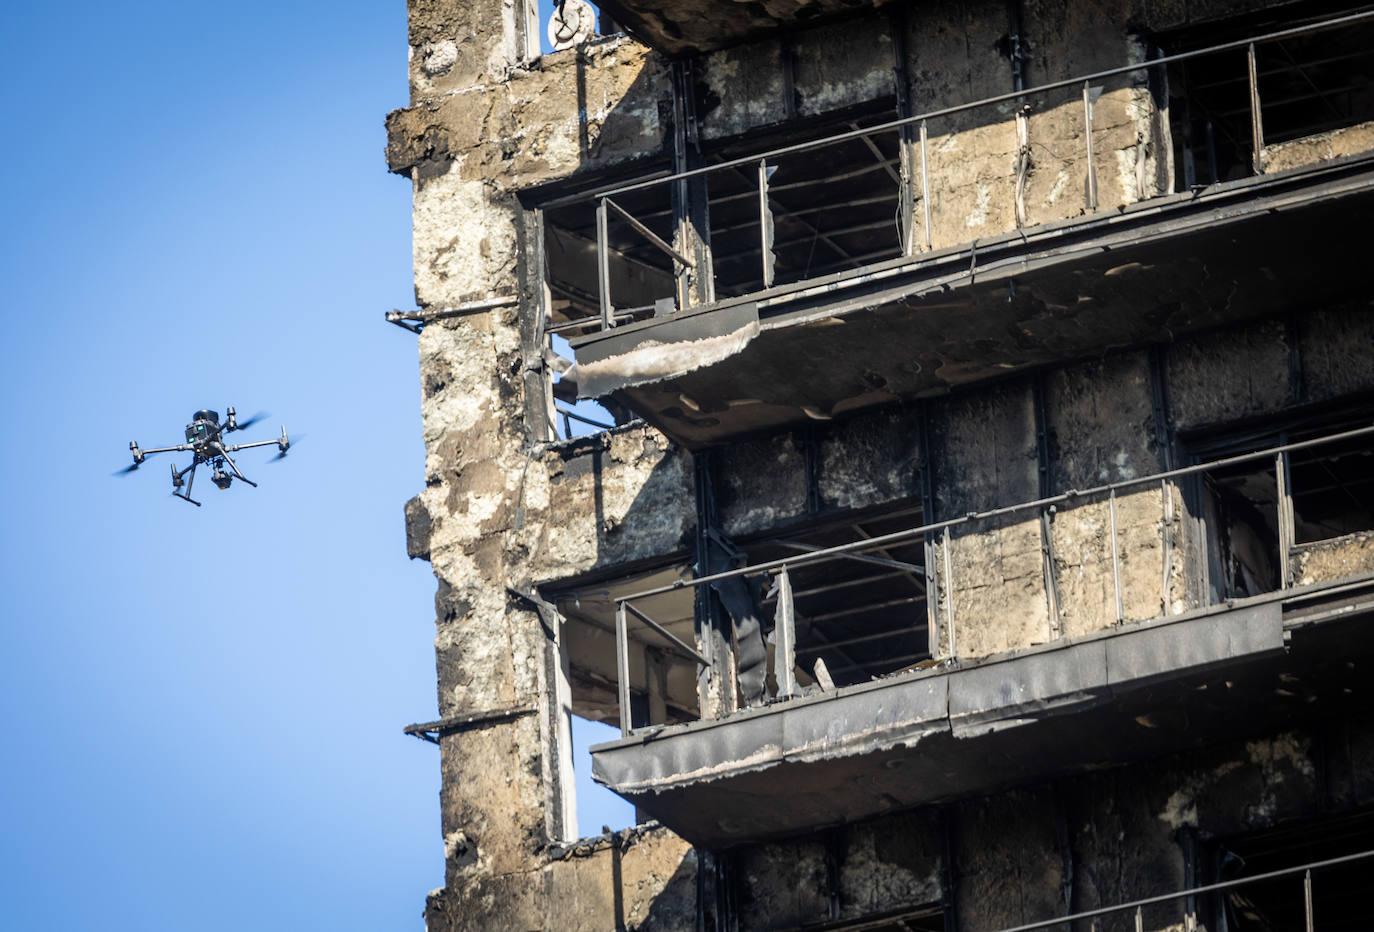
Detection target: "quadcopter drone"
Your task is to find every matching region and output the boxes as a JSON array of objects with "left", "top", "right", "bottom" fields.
[{"left": 119, "top": 407, "right": 292, "bottom": 506}]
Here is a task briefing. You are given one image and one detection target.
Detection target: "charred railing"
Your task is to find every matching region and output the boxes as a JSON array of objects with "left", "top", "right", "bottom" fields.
[
  {"left": 610, "top": 422, "right": 1374, "bottom": 736},
  {"left": 996, "top": 848, "right": 1374, "bottom": 932},
  {"left": 543, "top": 8, "right": 1374, "bottom": 337}
]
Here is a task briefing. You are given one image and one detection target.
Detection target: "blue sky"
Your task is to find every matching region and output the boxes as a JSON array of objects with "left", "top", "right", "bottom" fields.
[{"left": 0, "top": 2, "right": 624, "bottom": 929}]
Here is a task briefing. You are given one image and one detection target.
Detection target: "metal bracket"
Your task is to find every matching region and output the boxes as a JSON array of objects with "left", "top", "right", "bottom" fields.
[
  {"left": 403, "top": 704, "right": 538, "bottom": 744},
  {"left": 385, "top": 295, "right": 520, "bottom": 334}
]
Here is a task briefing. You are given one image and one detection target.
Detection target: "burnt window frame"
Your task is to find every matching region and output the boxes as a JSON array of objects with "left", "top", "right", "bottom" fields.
[
  {"left": 1157, "top": 2, "right": 1374, "bottom": 190},
  {"left": 1181, "top": 401, "right": 1374, "bottom": 603},
  {"left": 1197, "top": 806, "right": 1374, "bottom": 932},
  {"left": 722, "top": 499, "right": 933, "bottom": 694},
  {"left": 694, "top": 98, "right": 908, "bottom": 299}
]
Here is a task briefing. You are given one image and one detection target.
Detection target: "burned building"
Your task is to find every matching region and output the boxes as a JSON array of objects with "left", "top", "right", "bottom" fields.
[{"left": 386, "top": 0, "right": 1374, "bottom": 928}]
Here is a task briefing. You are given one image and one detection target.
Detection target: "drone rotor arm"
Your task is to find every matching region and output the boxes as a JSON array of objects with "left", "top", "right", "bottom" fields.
[
  {"left": 135, "top": 442, "right": 193, "bottom": 457},
  {"left": 120, "top": 442, "right": 192, "bottom": 473}
]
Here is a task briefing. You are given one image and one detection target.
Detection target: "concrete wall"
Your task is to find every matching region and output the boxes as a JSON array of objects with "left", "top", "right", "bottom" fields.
[
  {"left": 390, "top": 0, "right": 1374, "bottom": 927},
  {"left": 1044, "top": 353, "right": 1181, "bottom": 630},
  {"left": 387, "top": 0, "right": 1373, "bottom": 268},
  {"left": 725, "top": 709, "right": 1374, "bottom": 931},
  {"left": 425, "top": 825, "right": 698, "bottom": 931},
  {"left": 929, "top": 381, "right": 1049, "bottom": 657}
]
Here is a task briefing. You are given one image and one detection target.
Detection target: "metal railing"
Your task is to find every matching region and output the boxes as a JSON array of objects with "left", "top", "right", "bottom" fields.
[
  {"left": 996, "top": 847, "right": 1374, "bottom": 932},
  {"left": 610, "top": 422, "right": 1374, "bottom": 736},
  {"left": 546, "top": 9, "right": 1374, "bottom": 336}
]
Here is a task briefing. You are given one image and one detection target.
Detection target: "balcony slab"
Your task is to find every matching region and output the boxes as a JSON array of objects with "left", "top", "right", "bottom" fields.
[
  {"left": 591, "top": 589, "right": 1374, "bottom": 848},
  {"left": 570, "top": 156, "right": 1374, "bottom": 448}
]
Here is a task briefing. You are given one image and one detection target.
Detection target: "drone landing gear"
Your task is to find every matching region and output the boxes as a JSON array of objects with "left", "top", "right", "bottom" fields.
[
  {"left": 218, "top": 451, "right": 257, "bottom": 489},
  {"left": 172, "top": 461, "right": 201, "bottom": 507}
]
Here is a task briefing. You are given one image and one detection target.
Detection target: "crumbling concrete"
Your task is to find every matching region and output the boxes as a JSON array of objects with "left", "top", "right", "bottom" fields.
[
  {"left": 1293, "top": 531, "right": 1374, "bottom": 587},
  {"left": 1299, "top": 302, "right": 1374, "bottom": 404},
  {"left": 929, "top": 380, "right": 1049, "bottom": 657},
  {"left": 388, "top": 37, "right": 671, "bottom": 188},
  {"left": 1166, "top": 318, "right": 1295, "bottom": 432},
  {"left": 425, "top": 825, "right": 697, "bottom": 932},
  {"left": 531, "top": 427, "right": 695, "bottom": 581},
  {"left": 1265, "top": 120, "right": 1374, "bottom": 174},
  {"left": 713, "top": 403, "right": 925, "bottom": 538},
  {"left": 1045, "top": 352, "right": 1181, "bottom": 634}
]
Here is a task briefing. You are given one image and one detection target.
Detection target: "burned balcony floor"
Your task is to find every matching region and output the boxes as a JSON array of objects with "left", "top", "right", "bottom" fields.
[
  {"left": 569, "top": 154, "right": 1374, "bottom": 448},
  {"left": 590, "top": 579, "right": 1374, "bottom": 848}
]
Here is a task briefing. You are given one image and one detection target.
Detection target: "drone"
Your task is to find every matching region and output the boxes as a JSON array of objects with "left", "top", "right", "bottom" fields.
[{"left": 119, "top": 407, "right": 292, "bottom": 506}]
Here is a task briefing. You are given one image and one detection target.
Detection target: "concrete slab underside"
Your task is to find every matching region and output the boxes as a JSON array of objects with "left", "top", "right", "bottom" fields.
[
  {"left": 596, "top": 0, "right": 891, "bottom": 54},
  {"left": 591, "top": 593, "right": 1374, "bottom": 848},
  {"left": 572, "top": 158, "right": 1374, "bottom": 447}
]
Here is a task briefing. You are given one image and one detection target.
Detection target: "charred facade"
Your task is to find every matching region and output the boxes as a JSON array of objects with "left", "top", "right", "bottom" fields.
[{"left": 387, "top": 0, "right": 1374, "bottom": 929}]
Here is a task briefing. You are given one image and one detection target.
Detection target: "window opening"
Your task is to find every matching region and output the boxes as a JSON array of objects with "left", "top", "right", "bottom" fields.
[
  {"left": 549, "top": 499, "right": 930, "bottom": 739},
  {"left": 1161, "top": 3, "right": 1374, "bottom": 188},
  {"left": 549, "top": 564, "right": 697, "bottom": 832},
  {"left": 1201, "top": 457, "right": 1282, "bottom": 600},
  {"left": 702, "top": 104, "right": 905, "bottom": 298},
  {"left": 724, "top": 502, "right": 930, "bottom": 697},
  {"left": 541, "top": 182, "right": 673, "bottom": 439},
  {"left": 549, "top": 333, "right": 618, "bottom": 439},
  {"left": 1202, "top": 807, "right": 1374, "bottom": 932},
  {"left": 1289, "top": 430, "right": 1374, "bottom": 544},
  {"left": 1185, "top": 404, "right": 1374, "bottom": 602},
  {"left": 553, "top": 563, "right": 701, "bottom": 729},
  {"left": 571, "top": 713, "right": 636, "bottom": 835},
  {"left": 543, "top": 182, "right": 678, "bottom": 334}
]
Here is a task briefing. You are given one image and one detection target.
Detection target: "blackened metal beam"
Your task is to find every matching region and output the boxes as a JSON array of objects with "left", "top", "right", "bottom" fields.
[
  {"left": 622, "top": 599, "right": 709, "bottom": 666},
  {"left": 852, "top": 522, "right": 927, "bottom": 593},
  {"left": 919, "top": 400, "right": 941, "bottom": 657},
  {"left": 386, "top": 294, "right": 520, "bottom": 326},
  {"left": 1033, "top": 377, "right": 1062, "bottom": 638},
  {"left": 403, "top": 704, "right": 538, "bottom": 744},
  {"left": 518, "top": 208, "right": 552, "bottom": 442},
  {"left": 604, "top": 197, "right": 697, "bottom": 268},
  {"left": 890, "top": 4, "right": 918, "bottom": 257},
  {"left": 763, "top": 569, "right": 907, "bottom": 603},
  {"left": 801, "top": 593, "right": 924, "bottom": 625},
  {"left": 851, "top": 121, "right": 903, "bottom": 187},
  {"left": 1249, "top": 42, "right": 1266, "bottom": 175},
  {"left": 1148, "top": 347, "right": 1177, "bottom": 616},
  {"left": 693, "top": 452, "right": 733, "bottom": 720},
  {"left": 776, "top": 538, "right": 924, "bottom": 574}
]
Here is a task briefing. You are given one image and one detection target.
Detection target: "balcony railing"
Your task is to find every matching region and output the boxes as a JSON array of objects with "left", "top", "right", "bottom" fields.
[
  {"left": 609, "top": 422, "right": 1374, "bottom": 736},
  {"left": 995, "top": 847, "right": 1374, "bottom": 932},
  {"left": 542, "top": 9, "right": 1374, "bottom": 337}
]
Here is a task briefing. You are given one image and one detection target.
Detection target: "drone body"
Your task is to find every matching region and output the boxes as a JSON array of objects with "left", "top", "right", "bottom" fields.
[{"left": 122, "top": 406, "right": 291, "bottom": 506}]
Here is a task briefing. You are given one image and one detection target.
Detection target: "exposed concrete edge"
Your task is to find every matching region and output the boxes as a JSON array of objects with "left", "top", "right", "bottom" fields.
[
  {"left": 570, "top": 152, "right": 1374, "bottom": 355},
  {"left": 591, "top": 601, "right": 1285, "bottom": 795},
  {"left": 571, "top": 309, "right": 760, "bottom": 398}
]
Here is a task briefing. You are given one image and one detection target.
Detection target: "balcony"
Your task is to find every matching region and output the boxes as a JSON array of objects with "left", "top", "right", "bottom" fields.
[
  {"left": 588, "top": 424, "right": 1374, "bottom": 847},
  {"left": 545, "top": 10, "right": 1374, "bottom": 447},
  {"left": 595, "top": 0, "right": 885, "bottom": 55}
]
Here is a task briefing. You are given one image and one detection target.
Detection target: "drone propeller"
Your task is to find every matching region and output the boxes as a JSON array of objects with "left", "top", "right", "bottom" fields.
[
  {"left": 233, "top": 410, "right": 269, "bottom": 432},
  {"left": 269, "top": 431, "right": 303, "bottom": 461},
  {"left": 113, "top": 463, "right": 141, "bottom": 476}
]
